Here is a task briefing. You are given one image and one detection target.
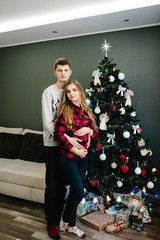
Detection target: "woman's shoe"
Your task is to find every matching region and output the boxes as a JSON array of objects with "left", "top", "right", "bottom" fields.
[
  {"left": 68, "top": 226, "right": 86, "bottom": 238},
  {"left": 59, "top": 218, "right": 68, "bottom": 232}
]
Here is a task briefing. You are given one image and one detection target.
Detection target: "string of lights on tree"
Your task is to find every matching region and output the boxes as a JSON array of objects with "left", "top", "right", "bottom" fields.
[{"left": 84, "top": 39, "right": 159, "bottom": 202}]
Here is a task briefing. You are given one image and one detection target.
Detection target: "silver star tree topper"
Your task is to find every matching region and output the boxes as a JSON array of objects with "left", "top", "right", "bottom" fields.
[{"left": 101, "top": 39, "right": 112, "bottom": 57}]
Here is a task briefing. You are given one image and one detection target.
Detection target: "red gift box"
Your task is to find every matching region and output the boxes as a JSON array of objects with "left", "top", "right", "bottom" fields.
[{"left": 106, "top": 220, "right": 128, "bottom": 233}]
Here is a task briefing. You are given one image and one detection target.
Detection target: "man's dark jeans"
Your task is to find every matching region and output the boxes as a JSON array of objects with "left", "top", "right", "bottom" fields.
[{"left": 44, "top": 146, "right": 66, "bottom": 226}]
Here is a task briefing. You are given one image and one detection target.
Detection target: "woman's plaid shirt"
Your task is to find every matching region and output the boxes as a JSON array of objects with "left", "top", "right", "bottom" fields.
[{"left": 54, "top": 104, "right": 98, "bottom": 158}]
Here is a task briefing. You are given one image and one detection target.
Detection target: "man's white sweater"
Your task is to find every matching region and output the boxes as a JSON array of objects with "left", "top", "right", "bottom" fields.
[{"left": 42, "top": 84, "right": 63, "bottom": 146}]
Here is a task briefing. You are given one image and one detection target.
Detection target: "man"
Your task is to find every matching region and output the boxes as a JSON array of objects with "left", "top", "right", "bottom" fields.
[{"left": 42, "top": 58, "right": 84, "bottom": 240}]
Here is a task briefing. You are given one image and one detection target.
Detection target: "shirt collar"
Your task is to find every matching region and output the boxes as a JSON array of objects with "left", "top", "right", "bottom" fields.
[{"left": 72, "top": 103, "right": 82, "bottom": 111}]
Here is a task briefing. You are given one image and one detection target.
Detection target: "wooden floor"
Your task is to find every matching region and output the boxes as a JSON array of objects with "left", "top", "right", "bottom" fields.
[{"left": 0, "top": 194, "right": 160, "bottom": 240}]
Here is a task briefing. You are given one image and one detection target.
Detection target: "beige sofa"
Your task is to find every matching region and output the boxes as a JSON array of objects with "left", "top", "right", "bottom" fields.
[{"left": 0, "top": 126, "right": 45, "bottom": 203}]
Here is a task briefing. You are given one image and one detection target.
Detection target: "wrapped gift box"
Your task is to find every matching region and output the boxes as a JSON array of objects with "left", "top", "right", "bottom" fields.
[
  {"left": 113, "top": 193, "right": 131, "bottom": 206},
  {"left": 105, "top": 205, "right": 124, "bottom": 218},
  {"left": 105, "top": 205, "right": 118, "bottom": 218},
  {"left": 76, "top": 201, "right": 91, "bottom": 217},
  {"left": 85, "top": 192, "right": 104, "bottom": 211},
  {"left": 143, "top": 206, "right": 151, "bottom": 223},
  {"left": 106, "top": 220, "right": 128, "bottom": 233},
  {"left": 81, "top": 211, "right": 115, "bottom": 231},
  {"left": 113, "top": 189, "right": 142, "bottom": 207},
  {"left": 115, "top": 209, "right": 130, "bottom": 224},
  {"left": 85, "top": 192, "right": 104, "bottom": 204}
]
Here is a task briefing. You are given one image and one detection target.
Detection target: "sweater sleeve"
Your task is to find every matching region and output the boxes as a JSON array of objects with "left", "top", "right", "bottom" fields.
[
  {"left": 42, "top": 90, "right": 55, "bottom": 136},
  {"left": 54, "top": 114, "right": 73, "bottom": 151}
]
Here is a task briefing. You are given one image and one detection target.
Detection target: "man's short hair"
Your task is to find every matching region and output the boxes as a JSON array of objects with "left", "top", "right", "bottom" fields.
[{"left": 54, "top": 58, "right": 71, "bottom": 70}]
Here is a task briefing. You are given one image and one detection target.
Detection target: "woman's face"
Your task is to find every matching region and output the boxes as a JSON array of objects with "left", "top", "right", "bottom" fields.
[{"left": 66, "top": 83, "right": 81, "bottom": 106}]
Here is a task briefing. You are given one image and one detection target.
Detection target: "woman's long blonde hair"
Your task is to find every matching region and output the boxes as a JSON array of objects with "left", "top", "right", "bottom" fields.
[{"left": 55, "top": 79, "right": 98, "bottom": 132}]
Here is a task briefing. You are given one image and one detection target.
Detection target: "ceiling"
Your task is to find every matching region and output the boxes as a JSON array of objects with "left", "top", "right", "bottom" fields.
[{"left": 0, "top": 0, "right": 160, "bottom": 48}]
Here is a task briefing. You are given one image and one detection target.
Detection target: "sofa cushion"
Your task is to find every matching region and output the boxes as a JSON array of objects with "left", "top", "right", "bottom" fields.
[
  {"left": 0, "top": 158, "right": 45, "bottom": 189},
  {"left": 0, "top": 133, "right": 23, "bottom": 159},
  {"left": 19, "top": 133, "right": 45, "bottom": 163},
  {"left": 0, "top": 181, "right": 33, "bottom": 201}
]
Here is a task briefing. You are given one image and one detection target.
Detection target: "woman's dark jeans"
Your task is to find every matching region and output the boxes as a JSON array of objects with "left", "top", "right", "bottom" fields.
[{"left": 58, "top": 152, "right": 89, "bottom": 226}]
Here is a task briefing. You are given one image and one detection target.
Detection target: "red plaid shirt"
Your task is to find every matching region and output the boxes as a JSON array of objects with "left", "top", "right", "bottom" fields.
[{"left": 54, "top": 104, "right": 98, "bottom": 158}]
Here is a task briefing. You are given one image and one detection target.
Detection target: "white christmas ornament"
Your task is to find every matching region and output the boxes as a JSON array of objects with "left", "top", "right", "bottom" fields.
[
  {"left": 147, "top": 181, "right": 154, "bottom": 189},
  {"left": 130, "top": 111, "right": 136, "bottom": 117},
  {"left": 99, "top": 113, "right": 109, "bottom": 122},
  {"left": 124, "top": 89, "right": 134, "bottom": 106},
  {"left": 99, "top": 113, "right": 108, "bottom": 130},
  {"left": 123, "top": 131, "right": 130, "bottom": 138},
  {"left": 93, "top": 70, "right": 101, "bottom": 86},
  {"left": 154, "top": 177, "right": 157, "bottom": 182},
  {"left": 94, "top": 101, "right": 101, "bottom": 114},
  {"left": 119, "top": 107, "right": 125, "bottom": 115},
  {"left": 135, "top": 162, "right": 141, "bottom": 175},
  {"left": 135, "top": 167, "right": 141, "bottom": 175},
  {"left": 138, "top": 138, "right": 152, "bottom": 156},
  {"left": 111, "top": 162, "right": 117, "bottom": 169},
  {"left": 138, "top": 138, "right": 145, "bottom": 147},
  {"left": 118, "top": 72, "right": 125, "bottom": 80},
  {"left": 94, "top": 106, "right": 101, "bottom": 114},
  {"left": 117, "top": 181, "right": 123, "bottom": 187},
  {"left": 99, "top": 149, "right": 106, "bottom": 161},
  {"left": 99, "top": 153, "right": 106, "bottom": 161},
  {"left": 86, "top": 99, "right": 91, "bottom": 105},
  {"left": 108, "top": 75, "right": 115, "bottom": 82},
  {"left": 141, "top": 148, "right": 152, "bottom": 156}
]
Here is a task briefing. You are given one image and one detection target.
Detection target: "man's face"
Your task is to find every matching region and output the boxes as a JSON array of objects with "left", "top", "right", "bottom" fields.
[{"left": 54, "top": 64, "right": 72, "bottom": 83}]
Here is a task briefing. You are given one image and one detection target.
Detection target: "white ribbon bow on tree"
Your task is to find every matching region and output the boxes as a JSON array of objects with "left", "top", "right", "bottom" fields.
[
  {"left": 116, "top": 85, "right": 126, "bottom": 96},
  {"left": 107, "top": 133, "right": 115, "bottom": 144},
  {"left": 86, "top": 88, "right": 93, "bottom": 96},
  {"left": 132, "top": 124, "right": 140, "bottom": 134}
]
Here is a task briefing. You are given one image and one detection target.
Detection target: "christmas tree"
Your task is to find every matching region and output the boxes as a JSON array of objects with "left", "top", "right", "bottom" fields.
[{"left": 85, "top": 40, "right": 158, "bottom": 201}]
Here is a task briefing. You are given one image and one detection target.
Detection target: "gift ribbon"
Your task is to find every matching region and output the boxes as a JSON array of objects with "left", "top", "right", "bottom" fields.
[
  {"left": 114, "top": 221, "right": 125, "bottom": 232},
  {"left": 116, "top": 85, "right": 126, "bottom": 96},
  {"left": 132, "top": 124, "right": 140, "bottom": 134}
]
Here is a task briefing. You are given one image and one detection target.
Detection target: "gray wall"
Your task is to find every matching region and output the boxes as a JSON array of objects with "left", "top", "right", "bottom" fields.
[{"left": 0, "top": 26, "right": 160, "bottom": 193}]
